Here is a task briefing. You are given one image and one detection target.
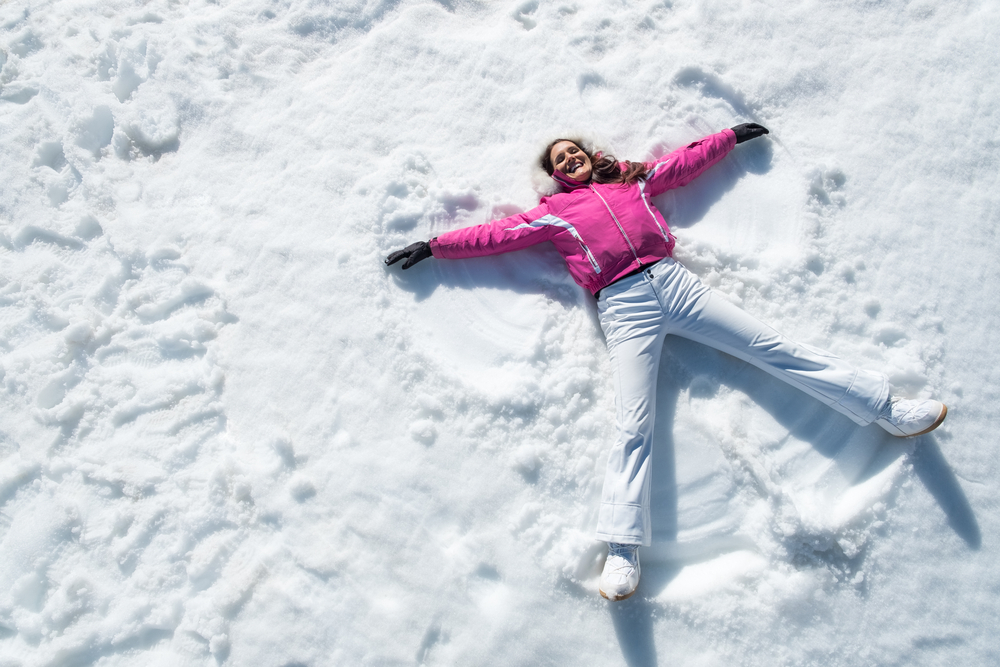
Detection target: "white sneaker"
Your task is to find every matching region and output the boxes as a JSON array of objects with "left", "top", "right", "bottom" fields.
[
  {"left": 599, "top": 543, "right": 640, "bottom": 601},
  {"left": 875, "top": 397, "right": 948, "bottom": 437}
]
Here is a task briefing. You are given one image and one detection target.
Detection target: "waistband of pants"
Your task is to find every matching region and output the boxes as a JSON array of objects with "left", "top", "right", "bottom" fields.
[{"left": 595, "top": 258, "right": 667, "bottom": 300}]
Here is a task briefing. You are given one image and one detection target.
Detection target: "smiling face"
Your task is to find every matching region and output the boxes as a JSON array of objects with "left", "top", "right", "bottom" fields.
[{"left": 548, "top": 140, "right": 593, "bottom": 183}]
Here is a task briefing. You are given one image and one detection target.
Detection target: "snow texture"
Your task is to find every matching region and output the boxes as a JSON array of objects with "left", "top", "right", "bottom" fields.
[{"left": 0, "top": 0, "right": 997, "bottom": 665}]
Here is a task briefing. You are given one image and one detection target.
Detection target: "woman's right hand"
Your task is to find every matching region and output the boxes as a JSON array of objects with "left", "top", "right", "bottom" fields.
[{"left": 385, "top": 241, "right": 433, "bottom": 269}]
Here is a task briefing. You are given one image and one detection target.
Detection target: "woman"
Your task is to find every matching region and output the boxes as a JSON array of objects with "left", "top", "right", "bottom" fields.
[{"left": 385, "top": 124, "right": 947, "bottom": 601}]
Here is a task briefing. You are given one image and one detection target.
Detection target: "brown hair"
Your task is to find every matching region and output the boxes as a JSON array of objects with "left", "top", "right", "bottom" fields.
[{"left": 540, "top": 138, "right": 649, "bottom": 186}]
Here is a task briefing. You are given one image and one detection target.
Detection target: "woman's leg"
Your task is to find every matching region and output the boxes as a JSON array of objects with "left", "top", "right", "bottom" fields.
[
  {"left": 650, "top": 259, "right": 889, "bottom": 425},
  {"left": 595, "top": 276, "right": 669, "bottom": 547}
]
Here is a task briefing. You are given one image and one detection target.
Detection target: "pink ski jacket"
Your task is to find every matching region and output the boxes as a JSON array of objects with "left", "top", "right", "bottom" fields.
[{"left": 429, "top": 129, "right": 737, "bottom": 295}]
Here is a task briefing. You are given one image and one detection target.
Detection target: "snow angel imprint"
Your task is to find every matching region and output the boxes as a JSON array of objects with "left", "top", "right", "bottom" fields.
[{"left": 385, "top": 123, "right": 948, "bottom": 602}]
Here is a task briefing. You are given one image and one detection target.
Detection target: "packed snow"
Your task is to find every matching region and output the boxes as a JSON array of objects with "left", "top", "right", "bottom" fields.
[{"left": 1, "top": 0, "right": 997, "bottom": 665}]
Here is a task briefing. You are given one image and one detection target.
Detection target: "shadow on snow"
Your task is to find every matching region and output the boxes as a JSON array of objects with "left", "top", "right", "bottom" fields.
[{"left": 382, "top": 139, "right": 976, "bottom": 665}]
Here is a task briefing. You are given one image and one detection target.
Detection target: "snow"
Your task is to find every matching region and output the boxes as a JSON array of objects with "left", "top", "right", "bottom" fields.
[{"left": 1, "top": 0, "right": 997, "bottom": 664}]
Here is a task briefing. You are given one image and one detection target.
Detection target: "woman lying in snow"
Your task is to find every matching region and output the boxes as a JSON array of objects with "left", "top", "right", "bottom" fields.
[{"left": 384, "top": 124, "right": 947, "bottom": 602}]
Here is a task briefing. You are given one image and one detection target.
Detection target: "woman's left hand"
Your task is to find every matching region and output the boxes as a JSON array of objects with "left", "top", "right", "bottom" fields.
[{"left": 731, "top": 123, "right": 769, "bottom": 144}]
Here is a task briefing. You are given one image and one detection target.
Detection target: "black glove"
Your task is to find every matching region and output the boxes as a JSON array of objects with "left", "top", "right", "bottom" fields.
[
  {"left": 730, "top": 123, "right": 769, "bottom": 144},
  {"left": 385, "top": 240, "right": 433, "bottom": 269}
]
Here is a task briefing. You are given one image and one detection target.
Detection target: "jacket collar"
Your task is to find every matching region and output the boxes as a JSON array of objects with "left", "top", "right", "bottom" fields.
[{"left": 551, "top": 171, "right": 590, "bottom": 191}]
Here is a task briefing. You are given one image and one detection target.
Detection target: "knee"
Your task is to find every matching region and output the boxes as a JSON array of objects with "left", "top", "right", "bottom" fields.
[{"left": 614, "top": 424, "right": 652, "bottom": 453}]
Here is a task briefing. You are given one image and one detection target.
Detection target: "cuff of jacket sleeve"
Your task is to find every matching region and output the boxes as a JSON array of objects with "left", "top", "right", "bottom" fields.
[
  {"left": 429, "top": 237, "right": 441, "bottom": 258},
  {"left": 721, "top": 127, "right": 737, "bottom": 147}
]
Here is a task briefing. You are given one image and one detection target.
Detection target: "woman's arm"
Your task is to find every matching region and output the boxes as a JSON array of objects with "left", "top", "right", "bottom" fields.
[
  {"left": 430, "top": 203, "right": 557, "bottom": 260},
  {"left": 384, "top": 202, "right": 556, "bottom": 268},
  {"left": 642, "top": 129, "right": 738, "bottom": 198},
  {"left": 641, "top": 124, "right": 770, "bottom": 198}
]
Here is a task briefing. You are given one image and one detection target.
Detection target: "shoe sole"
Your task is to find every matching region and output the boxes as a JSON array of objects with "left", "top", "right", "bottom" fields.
[
  {"left": 600, "top": 588, "right": 637, "bottom": 602},
  {"left": 907, "top": 403, "right": 947, "bottom": 437}
]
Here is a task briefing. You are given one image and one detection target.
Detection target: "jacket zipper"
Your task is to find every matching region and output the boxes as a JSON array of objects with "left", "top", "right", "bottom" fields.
[
  {"left": 580, "top": 241, "right": 601, "bottom": 272},
  {"left": 503, "top": 216, "right": 601, "bottom": 273},
  {"left": 590, "top": 185, "right": 643, "bottom": 267},
  {"left": 639, "top": 191, "right": 672, "bottom": 244},
  {"left": 567, "top": 230, "right": 601, "bottom": 273}
]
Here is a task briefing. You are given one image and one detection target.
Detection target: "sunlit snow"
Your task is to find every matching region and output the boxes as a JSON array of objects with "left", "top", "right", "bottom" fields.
[{"left": 1, "top": 1, "right": 996, "bottom": 665}]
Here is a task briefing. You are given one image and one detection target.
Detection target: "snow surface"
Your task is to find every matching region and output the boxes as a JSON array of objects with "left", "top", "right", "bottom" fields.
[{"left": 0, "top": 0, "right": 997, "bottom": 665}]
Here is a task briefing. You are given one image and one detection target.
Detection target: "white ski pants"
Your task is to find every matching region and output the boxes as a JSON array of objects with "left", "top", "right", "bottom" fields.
[{"left": 594, "top": 258, "right": 889, "bottom": 546}]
